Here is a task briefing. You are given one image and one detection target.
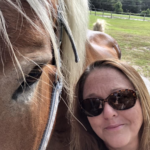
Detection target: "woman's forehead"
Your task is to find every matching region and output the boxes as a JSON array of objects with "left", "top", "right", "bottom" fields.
[
  {"left": 83, "top": 68, "right": 134, "bottom": 98},
  {"left": 86, "top": 67, "right": 131, "bottom": 85}
]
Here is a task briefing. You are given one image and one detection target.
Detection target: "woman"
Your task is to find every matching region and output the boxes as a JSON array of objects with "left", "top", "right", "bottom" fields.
[{"left": 71, "top": 59, "right": 150, "bottom": 150}]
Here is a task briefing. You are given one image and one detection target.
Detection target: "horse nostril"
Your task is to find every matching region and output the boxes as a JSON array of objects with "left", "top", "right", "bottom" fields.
[{"left": 12, "top": 64, "right": 44, "bottom": 100}]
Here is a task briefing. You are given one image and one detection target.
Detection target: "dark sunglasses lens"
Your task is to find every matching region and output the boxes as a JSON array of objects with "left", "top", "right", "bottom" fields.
[
  {"left": 108, "top": 90, "right": 136, "bottom": 110},
  {"left": 82, "top": 98, "right": 103, "bottom": 116}
]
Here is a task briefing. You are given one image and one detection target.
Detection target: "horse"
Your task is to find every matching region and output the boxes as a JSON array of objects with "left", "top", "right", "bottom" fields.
[
  {"left": 86, "top": 19, "right": 121, "bottom": 66},
  {"left": 0, "top": 0, "right": 89, "bottom": 149},
  {"left": 86, "top": 30, "right": 121, "bottom": 66}
]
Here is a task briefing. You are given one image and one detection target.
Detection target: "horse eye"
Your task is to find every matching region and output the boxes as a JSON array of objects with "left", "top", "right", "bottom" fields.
[
  {"left": 25, "top": 65, "right": 44, "bottom": 86},
  {"left": 12, "top": 64, "right": 44, "bottom": 100}
]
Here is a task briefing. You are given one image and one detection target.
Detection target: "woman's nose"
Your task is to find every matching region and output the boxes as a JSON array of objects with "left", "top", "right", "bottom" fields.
[{"left": 102, "top": 102, "right": 118, "bottom": 119}]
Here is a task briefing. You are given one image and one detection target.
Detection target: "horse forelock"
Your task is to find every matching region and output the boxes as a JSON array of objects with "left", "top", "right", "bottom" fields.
[
  {"left": 0, "top": 0, "right": 61, "bottom": 78},
  {"left": 0, "top": 1, "right": 56, "bottom": 48}
]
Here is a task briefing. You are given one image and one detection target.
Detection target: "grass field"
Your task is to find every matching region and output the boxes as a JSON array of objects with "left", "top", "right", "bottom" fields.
[{"left": 89, "top": 14, "right": 150, "bottom": 79}]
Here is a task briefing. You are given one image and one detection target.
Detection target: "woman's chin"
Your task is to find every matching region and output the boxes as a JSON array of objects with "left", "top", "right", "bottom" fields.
[{"left": 104, "top": 136, "right": 131, "bottom": 149}]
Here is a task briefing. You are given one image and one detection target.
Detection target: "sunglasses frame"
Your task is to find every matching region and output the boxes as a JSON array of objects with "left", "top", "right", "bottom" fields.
[{"left": 79, "top": 89, "right": 138, "bottom": 117}]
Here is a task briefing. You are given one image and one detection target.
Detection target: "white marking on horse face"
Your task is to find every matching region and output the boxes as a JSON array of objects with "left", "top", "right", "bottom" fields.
[{"left": 16, "top": 82, "right": 38, "bottom": 103}]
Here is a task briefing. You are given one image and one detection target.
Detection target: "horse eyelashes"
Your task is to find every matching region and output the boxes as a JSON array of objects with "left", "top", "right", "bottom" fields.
[
  {"left": 25, "top": 65, "right": 44, "bottom": 86},
  {"left": 12, "top": 64, "right": 44, "bottom": 100}
]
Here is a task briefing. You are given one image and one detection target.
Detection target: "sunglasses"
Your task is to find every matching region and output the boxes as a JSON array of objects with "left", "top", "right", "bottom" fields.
[{"left": 80, "top": 89, "right": 138, "bottom": 117}]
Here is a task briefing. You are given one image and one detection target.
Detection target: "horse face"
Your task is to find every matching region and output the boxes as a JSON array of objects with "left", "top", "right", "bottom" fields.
[{"left": 0, "top": 1, "right": 55, "bottom": 149}]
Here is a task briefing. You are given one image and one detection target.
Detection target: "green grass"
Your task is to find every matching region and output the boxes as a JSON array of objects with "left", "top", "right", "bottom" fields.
[{"left": 89, "top": 14, "right": 150, "bottom": 78}]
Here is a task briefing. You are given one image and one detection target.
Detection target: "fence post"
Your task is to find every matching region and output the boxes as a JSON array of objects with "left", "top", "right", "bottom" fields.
[
  {"left": 143, "top": 14, "right": 145, "bottom": 21},
  {"left": 129, "top": 13, "right": 130, "bottom": 19},
  {"left": 111, "top": 11, "right": 113, "bottom": 18},
  {"left": 95, "top": 9, "right": 96, "bottom": 16}
]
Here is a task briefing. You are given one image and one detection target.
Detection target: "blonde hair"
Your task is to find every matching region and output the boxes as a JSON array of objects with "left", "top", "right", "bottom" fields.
[{"left": 71, "top": 58, "right": 150, "bottom": 150}]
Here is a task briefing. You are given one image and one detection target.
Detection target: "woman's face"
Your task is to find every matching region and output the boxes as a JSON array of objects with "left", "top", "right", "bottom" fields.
[{"left": 83, "top": 68, "right": 143, "bottom": 150}]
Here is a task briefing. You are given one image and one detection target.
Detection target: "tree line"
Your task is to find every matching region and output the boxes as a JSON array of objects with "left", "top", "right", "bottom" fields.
[{"left": 90, "top": 0, "right": 150, "bottom": 15}]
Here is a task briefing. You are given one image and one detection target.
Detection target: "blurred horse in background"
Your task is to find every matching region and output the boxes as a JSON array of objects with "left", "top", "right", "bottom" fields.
[{"left": 86, "top": 19, "right": 121, "bottom": 66}]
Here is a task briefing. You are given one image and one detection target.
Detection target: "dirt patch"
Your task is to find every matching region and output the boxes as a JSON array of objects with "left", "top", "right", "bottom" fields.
[
  {"left": 132, "top": 47, "right": 150, "bottom": 51},
  {"left": 143, "top": 47, "right": 150, "bottom": 51},
  {"left": 124, "top": 61, "right": 150, "bottom": 80},
  {"left": 133, "top": 65, "right": 150, "bottom": 80},
  {"left": 131, "top": 48, "right": 144, "bottom": 52}
]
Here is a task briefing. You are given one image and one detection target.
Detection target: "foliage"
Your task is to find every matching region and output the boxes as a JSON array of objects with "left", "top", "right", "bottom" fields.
[
  {"left": 142, "top": 0, "right": 150, "bottom": 10},
  {"left": 90, "top": 0, "right": 150, "bottom": 13},
  {"left": 114, "top": 2, "right": 123, "bottom": 13},
  {"left": 90, "top": 0, "right": 115, "bottom": 11},
  {"left": 141, "top": 8, "right": 150, "bottom": 16},
  {"left": 147, "top": 8, "right": 150, "bottom": 15},
  {"left": 122, "top": 0, "right": 142, "bottom": 13}
]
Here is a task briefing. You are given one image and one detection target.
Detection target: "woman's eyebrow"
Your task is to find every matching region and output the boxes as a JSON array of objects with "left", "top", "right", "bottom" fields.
[
  {"left": 84, "top": 93, "right": 103, "bottom": 99},
  {"left": 84, "top": 88, "right": 125, "bottom": 99},
  {"left": 110, "top": 87, "right": 129, "bottom": 93}
]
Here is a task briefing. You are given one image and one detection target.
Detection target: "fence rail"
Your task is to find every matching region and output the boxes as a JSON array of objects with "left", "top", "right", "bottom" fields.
[{"left": 90, "top": 10, "right": 150, "bottom": 21}]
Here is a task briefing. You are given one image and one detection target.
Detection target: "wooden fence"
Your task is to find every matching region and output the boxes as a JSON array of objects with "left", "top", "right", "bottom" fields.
[{"left": 90, "top": 10, "right": 150, "bottom": 21}]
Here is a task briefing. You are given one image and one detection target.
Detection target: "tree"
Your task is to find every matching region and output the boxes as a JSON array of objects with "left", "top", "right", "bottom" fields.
[
  {"left": 122, "top": 0, "right": 142, "bottom": 13},
  {"left": 142, "top": 0, "right": 150, "bottom": 10},
  {"left": 89, "top": 0, "right": 150, "bottom": 13},
  {"left": 90, "top": 0, "right": 116, "bottom": 11},
  {"left": 114, "top": 2, "right": 123, "bottom": 13},
  {"left": 146, "top": 8, "right": 150, "bottom": 16},
  {"left": 141, "top": 8, "right": 150, "bottom": 16}
]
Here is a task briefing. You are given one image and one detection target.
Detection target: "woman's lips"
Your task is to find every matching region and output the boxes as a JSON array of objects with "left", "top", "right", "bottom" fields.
[{"left": 105, "top": 124, "right": 124, "bottom": 130}]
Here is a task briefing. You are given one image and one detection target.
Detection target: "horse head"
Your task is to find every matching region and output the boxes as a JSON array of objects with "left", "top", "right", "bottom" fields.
[{"left": 0, "top": 0, "right": 89, "bottom": 149}]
